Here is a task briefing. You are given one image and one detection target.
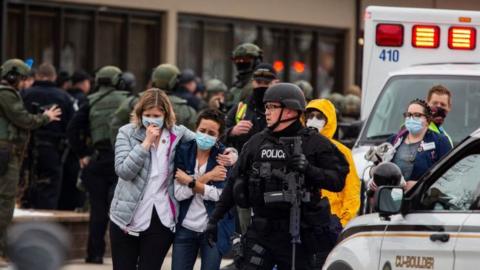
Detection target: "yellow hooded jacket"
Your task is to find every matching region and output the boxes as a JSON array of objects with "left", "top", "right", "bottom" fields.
[{"left": 306, "top": 99, "right": 361, "bottom": 226}]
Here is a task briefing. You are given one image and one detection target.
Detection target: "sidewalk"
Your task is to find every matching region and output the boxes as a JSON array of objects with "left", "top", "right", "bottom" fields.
[{"left": 63, "top": 256, "right": 233, "bottom": 270}]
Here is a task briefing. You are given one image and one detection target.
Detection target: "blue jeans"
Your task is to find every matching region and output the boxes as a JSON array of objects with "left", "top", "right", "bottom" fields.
[{"left": 172, "top": 225, "right": 222, "bottom": 270}]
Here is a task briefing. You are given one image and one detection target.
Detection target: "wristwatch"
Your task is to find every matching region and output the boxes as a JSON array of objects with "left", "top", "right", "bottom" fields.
[{"left": 188, "top": 178, "right": 197, "bottom": 189}]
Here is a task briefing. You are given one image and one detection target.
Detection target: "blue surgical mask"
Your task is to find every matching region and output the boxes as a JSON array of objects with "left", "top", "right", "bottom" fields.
[
  {"left": 405, "top": 117, "right": 424, "bottom": 135},
  {"left": 195, "top": 131, "right": 217, "bottom": 150},
  {"left": 142, "top": 116, "right": 164, "bottom": 128}
]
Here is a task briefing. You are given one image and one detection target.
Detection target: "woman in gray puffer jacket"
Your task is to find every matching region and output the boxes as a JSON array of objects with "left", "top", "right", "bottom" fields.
[{"left": 109, "top": 88, "right": 235, "bottom": 270}]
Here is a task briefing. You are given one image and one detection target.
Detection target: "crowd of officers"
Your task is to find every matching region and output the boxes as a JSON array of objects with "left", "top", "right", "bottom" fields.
[{"left": 0, "top": 42, "right": 363, "bottom": 269}]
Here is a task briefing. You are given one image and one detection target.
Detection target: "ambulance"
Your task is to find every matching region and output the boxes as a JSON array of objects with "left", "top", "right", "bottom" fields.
[
  {"left": 323, "top": 6, "right": 480, "bottom": 270},
  {"left": 352, "top": 5, "right": 480, "bottom": 198}
]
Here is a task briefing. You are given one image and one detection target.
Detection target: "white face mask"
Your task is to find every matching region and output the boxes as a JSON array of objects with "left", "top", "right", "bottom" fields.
[{"left": 306, "top": 118, "right": 326, "bottom": 131}]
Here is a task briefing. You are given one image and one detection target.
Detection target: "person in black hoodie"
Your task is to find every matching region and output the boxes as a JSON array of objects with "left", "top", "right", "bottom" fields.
[
  {"left": 174, "top": 69, "right": 204, "bottom": 111},
  {"left": 67, "top": 71, "right": 91, "bottom": 110}
]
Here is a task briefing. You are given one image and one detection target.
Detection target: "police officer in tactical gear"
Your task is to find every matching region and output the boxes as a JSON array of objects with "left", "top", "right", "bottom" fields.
[
  {"left": 224, "top": 63, "right": 279, "bottom": 238},
  {"left": 0, "top": 59, "right": 61, "bottom": 264},
  {"left": 67, "top": 65, "right": 129, "bottom": 264},
  {"left": 207, "top": 83, "right": 349, "bottom": 269},
  {"left": 22, "top": 63, "right": 75, "bottom": 210},
  {"left": 109, "top": 63, "right": 197, "bottom": 144},
  {"left": 227, "top": 43, "right": 263, "bottom": 107}
]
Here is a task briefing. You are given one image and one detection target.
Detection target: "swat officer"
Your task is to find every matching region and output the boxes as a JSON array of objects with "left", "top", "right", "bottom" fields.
[
  {"left": 207, "top": 83, "right": 349, "bottom": 270},
  {"left": 109, "top": 63, "right": 196, "bottom": 143},
  {"left": 294, "top": 80, "right": 314, "bottom": 103},
  {"left": 0, "top": 59, "right": 61, "bottom": 264},
  {"left": 22, "top": 63, "right": 75, "bottom": 210},
  {"left": 66, "top": 65, "right": 129, "bottom": 264},
  {"left": 227, "top": 43, "right": 263, "bottom": 107}
]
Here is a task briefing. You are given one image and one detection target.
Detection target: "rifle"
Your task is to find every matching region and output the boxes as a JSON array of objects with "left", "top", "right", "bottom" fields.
[{"left": 263, "top": 136, "right": 310, "bottom": 270}]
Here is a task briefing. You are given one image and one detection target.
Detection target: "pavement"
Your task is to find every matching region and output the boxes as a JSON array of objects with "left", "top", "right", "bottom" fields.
[{"left": 1, "top": 253, "right": 233, "bottom": 270}]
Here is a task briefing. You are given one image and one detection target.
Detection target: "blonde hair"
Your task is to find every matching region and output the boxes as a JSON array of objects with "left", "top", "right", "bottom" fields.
[{"left": 132, "top": 88, "right": 176, "bottom": 129}]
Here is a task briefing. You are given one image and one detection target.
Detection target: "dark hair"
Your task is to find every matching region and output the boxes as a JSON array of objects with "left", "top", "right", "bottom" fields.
[
  {"left": 408, "top": 98, "right": 433, "bottom": 120},
  {"left": 195, "top": 109, "right": 226, "bottom": 135},
  {"left": 427, "top": 85, "right": 451, "bottom": 105}
]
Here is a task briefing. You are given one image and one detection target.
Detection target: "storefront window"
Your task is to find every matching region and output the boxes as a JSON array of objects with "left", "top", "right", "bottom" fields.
[
  {"left": 290, "top": 31, "right": 313, "bottom": 83},
  {"left": 203, "top": 23, "right": 231, "bottom": 82},
  {"left": 96, "top": 15, "right": 124, "bottom": 68},
  {"left": 62, "top": 14, "right": 90, "bottom": 74},
  {"left": 129, "top": 18, "right": 157, "bottom": 92},
  {"left": 177, "top": 20, "right": 202, "bottom": 77},
  {"left": 262, "top": 28, "right": 287, "bottom": 81},
  {"left": 317, "top": 41, "right": 337, "bottom": 97},
  {"left": 6, "top": 8, "right": 21, "bottom": 59},
  {"left": 28, "top": 12, "right": 55, "bottom": 64}
]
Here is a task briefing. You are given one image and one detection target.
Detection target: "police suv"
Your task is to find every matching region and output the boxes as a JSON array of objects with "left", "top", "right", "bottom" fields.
[
  {"left": 324, "top": 128, "right": 480, "bottom": 270},
  {"left": 353, "top": 6, "right": 480, "bottom": 187}
]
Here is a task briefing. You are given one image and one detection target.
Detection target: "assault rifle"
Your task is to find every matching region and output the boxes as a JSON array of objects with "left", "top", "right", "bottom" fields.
[{"left": 263, "top": 136, "right": 311, "bottom": 270}]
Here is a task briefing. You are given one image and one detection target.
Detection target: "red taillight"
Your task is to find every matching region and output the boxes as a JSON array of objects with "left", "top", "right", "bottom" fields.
[
  {"left": 449, "top": 27, "right": 476, "bottom": 50},
  {"left": 376, "top": 24, "right": 404, "bottom": 47},
  {"left": 412, "top": 25, "right": 440, "bottom": 48}
]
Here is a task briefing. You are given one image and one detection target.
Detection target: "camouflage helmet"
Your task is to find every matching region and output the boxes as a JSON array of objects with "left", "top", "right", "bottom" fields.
[
  {"left": 327, "top": 93, "right": 345, "bottom": 113},
  {"left": 0, "top": 59, "right": 30, "bottom": 79},
  {"left": 95, "top": 65, "right": 122, "bottom": 86},
  {"left": 342, "top": 94, "right": 361, "bottom": 116},
  {"left": 232, "top": 43, "right": 262, "bottom": 59},
  {"left": 294, "top": 80, "right": 314, "bottom": 101},
  {"left": 206, "top": 79, "right": 227, "bottom": 93},
  {"left": 151, "top": 64, "right": 180, "bottom": 91}
]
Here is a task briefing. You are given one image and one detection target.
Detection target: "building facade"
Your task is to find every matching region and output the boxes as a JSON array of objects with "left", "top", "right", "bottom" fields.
[{"left": 1, "top": 0, "right": 479, "bottom": 94}]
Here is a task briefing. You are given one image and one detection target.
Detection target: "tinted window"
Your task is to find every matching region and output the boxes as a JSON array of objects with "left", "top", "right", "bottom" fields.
[{"left": 420, "top": 154, "right": 480, "bottom": 211}]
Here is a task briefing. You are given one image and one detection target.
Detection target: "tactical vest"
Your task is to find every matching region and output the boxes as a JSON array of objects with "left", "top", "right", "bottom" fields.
[
  {"left": 88, "top": 87, "right": 128, "bottom": 145},
  {"left": 248, "top": 136, "right": 291, "bottom": 208},
  {"left": 0, "top": 85, "right": 26, "bottom": 143}
]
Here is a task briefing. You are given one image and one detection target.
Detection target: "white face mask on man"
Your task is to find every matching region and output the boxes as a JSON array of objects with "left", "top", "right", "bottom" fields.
[{"left": 306, "top": 118, "right": 326, "bottom": 132}]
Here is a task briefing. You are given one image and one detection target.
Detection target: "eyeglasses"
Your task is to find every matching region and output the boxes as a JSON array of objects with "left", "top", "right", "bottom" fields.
[
  {"left": 403, "top": 112, "right": 426, "bottom": 118},
  {"left": 264, "top": 104, "right": 283, "bottom": 111}
]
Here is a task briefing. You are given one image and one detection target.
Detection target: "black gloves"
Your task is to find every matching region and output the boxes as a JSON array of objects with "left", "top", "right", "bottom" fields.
[
  {"left": 206, "top": 220, "right": 218, "bottom": 248},
  {"left": 289, "top": 153, "right": 309, "bottom": 173}
]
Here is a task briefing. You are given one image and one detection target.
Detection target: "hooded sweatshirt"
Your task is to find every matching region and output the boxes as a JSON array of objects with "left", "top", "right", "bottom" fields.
[{"left": 306, "top": 99, "right": 361, "bottom": 226}]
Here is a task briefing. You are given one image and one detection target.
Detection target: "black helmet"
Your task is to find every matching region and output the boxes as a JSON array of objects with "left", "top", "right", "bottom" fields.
[
  {"left": 372, "top": 162, "right": 403, "bottom": 187},
  {"left": 263, "top": 83, "right": 306, "bottom": 111}
]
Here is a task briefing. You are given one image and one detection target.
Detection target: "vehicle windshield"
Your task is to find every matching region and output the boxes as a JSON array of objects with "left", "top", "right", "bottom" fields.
[{"left": 360, "top": 75, "right": 480, "bottom": 145}]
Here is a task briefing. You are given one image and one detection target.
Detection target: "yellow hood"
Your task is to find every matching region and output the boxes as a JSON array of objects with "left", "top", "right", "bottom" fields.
[{"left": 306, "top": 99, "right": 337, "bottom": 139}]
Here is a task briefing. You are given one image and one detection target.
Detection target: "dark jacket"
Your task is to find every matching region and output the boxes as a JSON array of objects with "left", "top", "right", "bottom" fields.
[
  {"left": 388, "top": 128, "right": 452, "bottom": 181},
  {"left": 22, "top": 81, "right": 74, "bottom": 142},
  {"left": 211, "top": 120, "right": 349, "bottom": 221},
  {"left": 66, "top": 87, "right": 88, "bottom": 110},
  {"left": 173, "top": 86, "right": 203, "bottom": 111},
  {"left": 224, "top": 95, "right": 267, "bottom": 152},
  {"left": 175, "top": 140, "right": 234, "bottom": 256}
]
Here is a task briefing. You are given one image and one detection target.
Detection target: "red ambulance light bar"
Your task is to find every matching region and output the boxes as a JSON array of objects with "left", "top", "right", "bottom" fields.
[
  {"left": 376, "top": 24, "right": 403, "bottom": 47},
  {"left": 412, "top": 25, "right": 440, "bottom": 48},
  {"left": 449, "top": 27, "right": 476, "bottom": 50}
]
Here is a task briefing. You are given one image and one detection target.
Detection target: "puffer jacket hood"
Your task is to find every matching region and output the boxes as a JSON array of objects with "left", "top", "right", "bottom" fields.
[{"left": 306, "top": 99, "right": 337, "bottom": 139}]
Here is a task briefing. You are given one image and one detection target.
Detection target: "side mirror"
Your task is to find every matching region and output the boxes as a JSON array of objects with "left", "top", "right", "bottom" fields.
[{"left": 375, "top": 186, "right": 404, "bottom": 219}]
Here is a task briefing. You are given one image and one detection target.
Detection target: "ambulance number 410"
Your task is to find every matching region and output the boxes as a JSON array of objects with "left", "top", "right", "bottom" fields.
[{"left": 379, "top": 49, "right": 400, "bottom": 62}]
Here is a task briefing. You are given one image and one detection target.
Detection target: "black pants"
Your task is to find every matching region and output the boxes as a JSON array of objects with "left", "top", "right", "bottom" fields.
[
  {"left": 241, "top": 221, "right": 311, "bottom": 270},
  {"left": 110, "top": 208, "right": 174, "bottom": 270},
  {"left": 58, "top": 149, "right": 85, "bottom": 210},
  {"left": 31, "top": 144, "right": 63, "bottom": 209},
  {"left": 82, "top": 149, "right": 117, "bottom": 259}
]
